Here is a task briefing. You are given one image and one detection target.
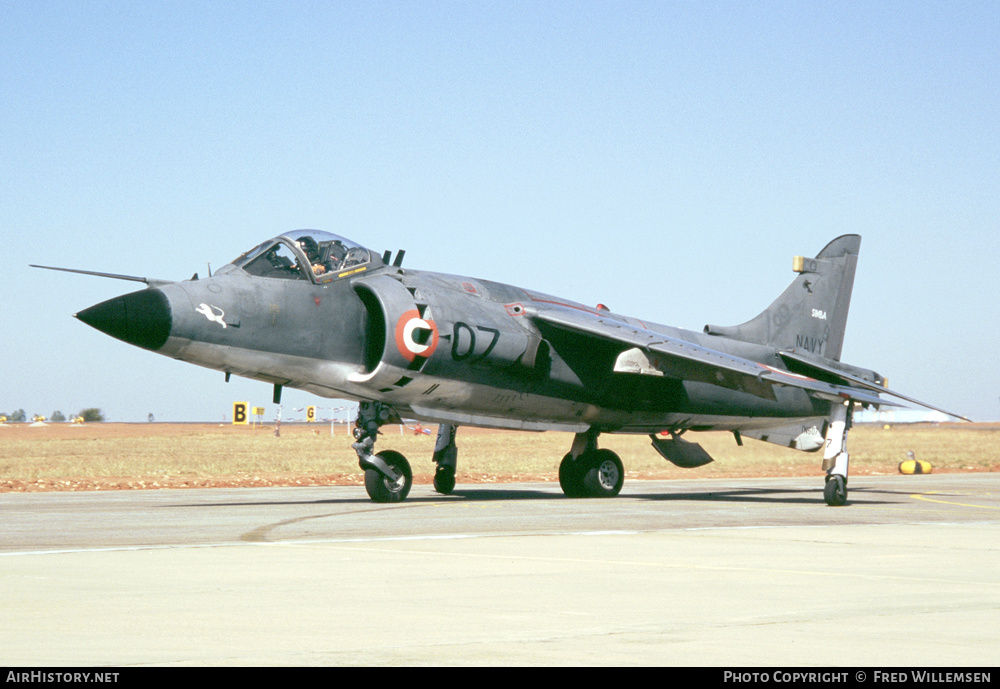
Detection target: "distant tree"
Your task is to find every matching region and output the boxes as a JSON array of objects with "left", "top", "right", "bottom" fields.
[
  {"left": 51, "top": 411, "right": 66, "bottom": 422},
  {"left": 78, "top": 408, "right": 105, "bottom": 423},
  {"left": 9, "top": 409, "right": 26, "bottom": 423}
]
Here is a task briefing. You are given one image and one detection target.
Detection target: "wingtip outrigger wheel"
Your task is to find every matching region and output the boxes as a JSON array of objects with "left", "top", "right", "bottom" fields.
[
  {"left": 432, "top": 423, "right": 458, "bottom": 495},
  {"left": 822, "top": 400, "right": 852, "bottom": 506},
  {"left": 824, "top": 474, "right": 847, "bottom": 506}
]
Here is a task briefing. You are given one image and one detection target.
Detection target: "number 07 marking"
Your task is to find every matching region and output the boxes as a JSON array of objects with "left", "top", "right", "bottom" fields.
[{"left": 451, "top": 322, "right": 500, "bottom": 361}]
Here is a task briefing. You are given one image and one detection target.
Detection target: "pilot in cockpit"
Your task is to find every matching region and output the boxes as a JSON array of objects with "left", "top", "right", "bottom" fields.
[{"left": 296, "top": 236, "right": 327, "bottom": 276}]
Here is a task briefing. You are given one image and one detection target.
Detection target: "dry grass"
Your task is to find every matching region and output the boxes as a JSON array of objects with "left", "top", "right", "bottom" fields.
[{"left": 0, "top": 422, "right": 997, "bottom": 491}]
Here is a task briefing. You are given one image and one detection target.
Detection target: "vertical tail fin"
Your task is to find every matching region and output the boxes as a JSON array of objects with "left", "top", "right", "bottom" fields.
[{"left": 703, "top": 235, "right": 860, "bottom": 361}]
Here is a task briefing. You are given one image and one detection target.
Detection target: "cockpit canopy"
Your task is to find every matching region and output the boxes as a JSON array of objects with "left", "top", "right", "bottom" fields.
[{"left": 227, "top": 230, "right": 382, "bottom": 282}]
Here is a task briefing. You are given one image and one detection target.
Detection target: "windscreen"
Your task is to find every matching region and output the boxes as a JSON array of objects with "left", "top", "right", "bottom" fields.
[{"left": 229, "top": 230, "right": 380, "bottom": 282}]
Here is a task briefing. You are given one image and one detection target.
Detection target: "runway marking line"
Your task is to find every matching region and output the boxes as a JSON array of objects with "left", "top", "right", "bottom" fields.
[{"left": 909, "top": 491, "right": 999, "bottom": 510}]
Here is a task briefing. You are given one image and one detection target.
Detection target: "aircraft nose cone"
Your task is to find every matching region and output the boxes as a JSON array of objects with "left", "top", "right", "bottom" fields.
[{"left": 76, "top": 288, "right": 172, "bottom": 351}]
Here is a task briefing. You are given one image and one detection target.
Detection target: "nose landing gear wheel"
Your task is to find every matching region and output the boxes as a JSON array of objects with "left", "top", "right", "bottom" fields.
[
  {"left": 364, "top": 450, "right": 413, "bottom": 503},
  {"left": 824, "top": 475, "right": 847, "bottom": 506}
]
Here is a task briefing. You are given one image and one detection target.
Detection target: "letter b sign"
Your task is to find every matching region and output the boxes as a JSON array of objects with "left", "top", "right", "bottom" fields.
[{"left": 233, "top": 402, "right": 249, "bottom": 425}]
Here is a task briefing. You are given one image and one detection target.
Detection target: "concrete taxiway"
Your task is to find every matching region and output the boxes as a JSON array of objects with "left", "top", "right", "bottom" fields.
[{"left": 2, "top": 474, "right": 998, "bottom": 665}]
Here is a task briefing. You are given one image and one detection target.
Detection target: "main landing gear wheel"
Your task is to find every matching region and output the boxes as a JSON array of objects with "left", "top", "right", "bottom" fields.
[
  {"left": 559, "top": 453, "right": 587, "bottom": 498},
  {"left": 582, "top": 449, "right": 624, "bottom": 498},
  {"left": 560, "top": 450, "right": 624, "bottom": 498},
  {"left": 364, "top": 450, "right": 412, "bottom": 503},
  {"left": 824, "top": 475, "right": 847, "bottom": 507}
]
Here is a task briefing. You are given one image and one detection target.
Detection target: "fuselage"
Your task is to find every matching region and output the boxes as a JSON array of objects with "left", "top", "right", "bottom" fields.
[
  {"left": 66, "top": 230, "right": 959, "bottom": 507},
  {"left": 76, "top": 231, "right": 828, "bottom": 435}
]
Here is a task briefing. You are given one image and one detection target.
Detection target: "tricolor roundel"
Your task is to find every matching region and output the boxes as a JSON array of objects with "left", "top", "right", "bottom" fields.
[{"left": 394, "top": 310, "right": 439, "bottom": 361}]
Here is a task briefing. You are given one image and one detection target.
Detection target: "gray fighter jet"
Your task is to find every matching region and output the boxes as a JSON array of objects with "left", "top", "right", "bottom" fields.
[{"left": 34, "top": 232, "right": 967, "bottom": 506}]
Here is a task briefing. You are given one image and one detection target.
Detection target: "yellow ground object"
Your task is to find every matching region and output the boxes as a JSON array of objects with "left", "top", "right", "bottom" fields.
[{"left": 899, "top": 451, "right": 932, "bottom": 474}]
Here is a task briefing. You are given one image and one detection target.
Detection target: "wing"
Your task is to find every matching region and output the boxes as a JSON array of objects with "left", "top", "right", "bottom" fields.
[
  {"left": 527, "top": 303, "right": 895, "bottom": 408},
  {"left": 778, "top": 350, "right": 971, "bottom": 421}
]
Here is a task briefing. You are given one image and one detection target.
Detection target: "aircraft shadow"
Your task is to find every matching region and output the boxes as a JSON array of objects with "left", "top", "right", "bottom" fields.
[
  {"left": 169, "top": 484, "right": 898, "bottom": 509},
  {"left": 171, "top": 488, "right": 557, "bottom": 509},
  {"left": 634, "top": 485, "right": 895, "bottom": 506}
]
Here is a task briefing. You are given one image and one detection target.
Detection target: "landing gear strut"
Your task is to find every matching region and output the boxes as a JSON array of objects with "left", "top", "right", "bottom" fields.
[
  {"left": 352, "top": 402, "right": 413, "bottom": 503},
  {"left": 822, "top": 401, "right": 852, "bottom": 506},
  {"left": 559, "top": 429, "right": 624, "bottom": 498},
  {"left": 432, "top": 423, "right": 458, "bottom": 495}
]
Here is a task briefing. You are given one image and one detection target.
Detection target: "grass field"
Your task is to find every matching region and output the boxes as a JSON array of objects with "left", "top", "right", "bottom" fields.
[{"left": 1, "top": 421, "right": 997, "bottom": 492}]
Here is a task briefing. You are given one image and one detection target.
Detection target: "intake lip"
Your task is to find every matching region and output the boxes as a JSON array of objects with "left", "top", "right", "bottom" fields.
[{"left": 75, "top": 288, "right": 172, "bottom": 351}]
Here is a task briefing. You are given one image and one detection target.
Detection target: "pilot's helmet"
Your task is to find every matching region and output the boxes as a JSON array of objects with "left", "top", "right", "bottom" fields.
[{"left": 297, "top": 236, "right": 320, "bottom": 259}]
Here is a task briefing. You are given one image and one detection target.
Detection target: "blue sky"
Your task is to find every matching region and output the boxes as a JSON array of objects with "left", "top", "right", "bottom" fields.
[{"left": 2, "top": 1, "right": 998, "bottom": 423}]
